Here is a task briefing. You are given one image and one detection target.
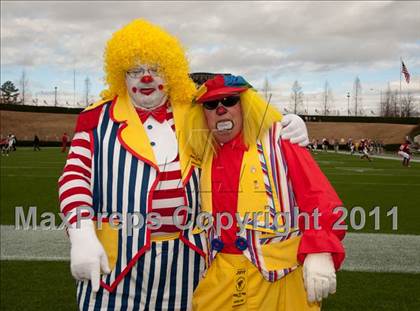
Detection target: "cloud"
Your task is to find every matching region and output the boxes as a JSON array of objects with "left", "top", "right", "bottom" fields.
[
  {"left": 3, "top": 2, "right": 419, "bottom": 68},
  {"left": 1, "top": 0, "right": 420, "bottom": 107}
]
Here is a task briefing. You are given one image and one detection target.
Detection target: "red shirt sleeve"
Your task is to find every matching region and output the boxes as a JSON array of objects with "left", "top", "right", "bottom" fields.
[{"left": 280, "top": 139, "right": 346, "bottom": 270}]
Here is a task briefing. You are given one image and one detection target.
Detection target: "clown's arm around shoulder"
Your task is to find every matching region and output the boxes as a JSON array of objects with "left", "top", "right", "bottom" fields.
[{"left": 278, "top": 121, "right": 346, "bottom": 303}]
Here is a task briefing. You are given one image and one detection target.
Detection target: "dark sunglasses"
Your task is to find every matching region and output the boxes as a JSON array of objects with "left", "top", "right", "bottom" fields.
[{"left": 203, "top": 96, "right": 240, "bottom": 110}]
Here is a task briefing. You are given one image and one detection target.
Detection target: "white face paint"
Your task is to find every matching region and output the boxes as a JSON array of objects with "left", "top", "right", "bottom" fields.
[{"left": 125, "top": 64, "right": 168, "bottom": 109}]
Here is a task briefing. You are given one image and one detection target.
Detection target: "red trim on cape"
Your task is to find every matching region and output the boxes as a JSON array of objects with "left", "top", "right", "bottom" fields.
[{"left": 74, "top": 104, "right": 106, "bottom": 133}]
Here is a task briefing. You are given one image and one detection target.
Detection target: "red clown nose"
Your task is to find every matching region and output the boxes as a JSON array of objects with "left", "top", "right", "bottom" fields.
[
  {"left": 141, "top": 75, "right": 154, "bottom": 84},
  {"left": 216, "top": 106, "right": 227, "bottom": 116}
]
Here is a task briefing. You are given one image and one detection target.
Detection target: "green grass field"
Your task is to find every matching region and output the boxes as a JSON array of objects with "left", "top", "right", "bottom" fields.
[
  {"left": 0, "top": 148, "right": 67, "bottom": 226},
  {"left": 314, "top": 151, "right": 420, "bottom": 235},
  {"left": 1, "top": 261, "right": 419, "bottom": 311},
  {"left": 1, "top": 148, "right": 419, "bottom": 234},
  {"left": 1, "top": 147, "right": 420, "bottom": 310}
]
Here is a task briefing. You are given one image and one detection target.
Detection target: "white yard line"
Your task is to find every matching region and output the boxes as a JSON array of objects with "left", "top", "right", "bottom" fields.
[
  {"left": 1, "top": 225, "right": 70, "bottom": 261},
  {"left": 341, "top": 232, "right": 420, "bottom": 274},
  {"left": 0, "top": 174, "right": 58, "bottom": 178},
  {"left": 1, "top": 166, "right": 63, "bottom": 169},
  {"left": 1, "top": 225, "right": 419, "bottom": 273}
]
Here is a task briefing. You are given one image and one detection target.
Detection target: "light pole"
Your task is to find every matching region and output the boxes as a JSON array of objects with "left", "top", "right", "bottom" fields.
[
  {"left": 54, "top": 86, "right": 58, "bottom": 107},
  {"left": 346, "top": 92, "right": 350, "bottom": 116}
]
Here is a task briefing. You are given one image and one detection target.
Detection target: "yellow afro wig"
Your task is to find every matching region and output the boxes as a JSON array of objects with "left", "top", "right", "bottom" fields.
[{"left": 104, "top": 19, "right": 196, "bottom": 107}]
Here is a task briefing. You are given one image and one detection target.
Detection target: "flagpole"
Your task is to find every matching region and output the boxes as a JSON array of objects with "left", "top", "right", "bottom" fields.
[{"left": 399, "top": 57, "right": 402, "bottom": 117}]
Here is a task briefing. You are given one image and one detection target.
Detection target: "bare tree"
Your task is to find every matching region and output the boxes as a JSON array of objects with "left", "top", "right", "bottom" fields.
[
  {"left": 84, "top": 76, "right": 91, "bottom": 107},
  {"left": 262, "top": 77, "right": 272, "bottom": 102},
  {"left": 19, "top": 69, "right": 29, "bottom": 105},
  {"left": 353, "top": 76, "right": 362, "bottom": 116},
  {"left": 321, "top": 80, "right": 333, "bottom": 116},
  {"left": 391, "top": 90, "right": 399, "bottom": 117},
  {"left": 380, "top": 85, "right": 407, "bottom": 117},
  {"left": 380, "top": 86, "right": 393, "bottom": 117},
  {"left": 290, "top": 80, "right": 304, "bottom": 114},
  {"left": 400, "top": 92, "right": 417, "bottom": 117},
  {"left": 73, "top": 69, "right": 76, "bottom": 107}
]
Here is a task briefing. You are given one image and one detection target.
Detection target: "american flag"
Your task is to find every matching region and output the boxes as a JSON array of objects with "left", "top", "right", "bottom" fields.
[{"left": 401, "top": 61, "right": 411, "bottom": 83}]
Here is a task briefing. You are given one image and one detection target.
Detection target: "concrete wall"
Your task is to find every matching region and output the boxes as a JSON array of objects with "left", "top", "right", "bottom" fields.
[
  {"left": 307, "top": 122, "right": 417, "bottom": 144},
  {"left": 0, "top": 110, "right": 77, "bottom": 142},
  {"left": 1, "top": 110, "right": 417, "bottom": 144}
]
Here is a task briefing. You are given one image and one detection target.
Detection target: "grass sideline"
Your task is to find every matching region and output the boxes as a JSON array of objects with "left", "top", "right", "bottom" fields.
[
  {"left": 1, "top": 148, "right": 67, "bottom": 226},
  {"left": 1, "top": 261, "right": 419, "bottom": 311},
  {"left": 313, "top": 151, "right": 420, "bottom": 235},
  {"left": 1, "top": 147, "right": 419, "bottom": 234}
]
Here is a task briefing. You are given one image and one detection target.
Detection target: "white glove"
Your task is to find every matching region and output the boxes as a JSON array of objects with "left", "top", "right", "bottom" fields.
[
  {"left": 280, "top": 114, "right": 309, "bottom": 147},
  {"left": 68, "top": 219, "right": 110, "bottom": 292},
  {"left": 303, "top": 253, "right": 336, "bottom": 303}
]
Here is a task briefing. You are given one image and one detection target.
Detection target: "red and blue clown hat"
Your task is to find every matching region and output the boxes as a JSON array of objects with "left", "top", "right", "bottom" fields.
[{"left": 195, "top": 74, "right": 252, "bottom": 103}]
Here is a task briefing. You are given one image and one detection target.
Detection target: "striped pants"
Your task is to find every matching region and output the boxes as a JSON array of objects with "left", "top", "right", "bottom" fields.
[{"left": 77, "top": 238, "right": 206, "bottom": 311}]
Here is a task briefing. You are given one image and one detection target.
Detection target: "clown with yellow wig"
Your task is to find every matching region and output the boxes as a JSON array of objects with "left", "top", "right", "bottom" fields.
[
  {"left": 187, "top": 75, "right": 346, "bottom": 311},
  {"left": 58, "top": 19, "right": 309, "bottom": 310}
]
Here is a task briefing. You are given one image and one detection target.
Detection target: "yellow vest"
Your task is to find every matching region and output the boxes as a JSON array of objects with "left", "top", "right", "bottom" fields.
[
  {"left": 200, "top": 129, "right": 289, "bottom": 233},
  {"left": 199, "top": 123, "right": 302, "bottom": 280}
]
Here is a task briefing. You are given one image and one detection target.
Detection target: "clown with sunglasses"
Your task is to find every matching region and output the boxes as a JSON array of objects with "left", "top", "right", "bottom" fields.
[{"left": 186, "top": 75, "right": 346, "bottom": 311}]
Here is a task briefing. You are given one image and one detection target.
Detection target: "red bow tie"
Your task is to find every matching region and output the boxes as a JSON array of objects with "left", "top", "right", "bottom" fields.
[{"left": 136, "top": 104, "right": 168, "bottom": 124}]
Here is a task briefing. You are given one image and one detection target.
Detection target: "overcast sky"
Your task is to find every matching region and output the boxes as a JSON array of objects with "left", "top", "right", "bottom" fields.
[{"left": 1, "top": 1, "right": 419, "bottom": 114}]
